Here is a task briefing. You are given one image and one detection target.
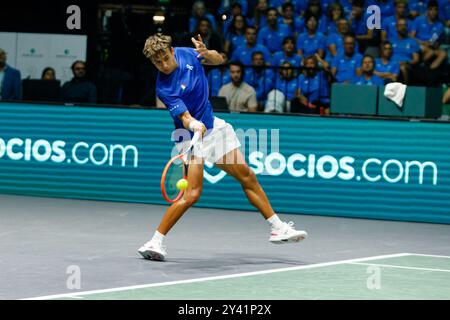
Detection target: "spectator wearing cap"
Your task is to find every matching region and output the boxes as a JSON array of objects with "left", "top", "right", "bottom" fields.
[
  {"left": 61, "top": 60, "right": 97, "bottom": 103},
  {"left": 224, "top": 14, "right": 248, "bottom": 57},
  {"left": 374, "top": 41, "right": 400, "bottom": 83},
  {"left": 218, "top": 61, "right": 258, "bottom": 112},
  {"left": 291, "top": 54, "right": 330, "bottom": 114},
  {"left": 272, "top": 36, "right": 302, "bottom": 67},
  {"left": 0, "top": 48, "right": 21, "bottom": 100},
  {"left": 352, "top": 55, "right": 385, "bottom": 85},
  {"left": 381, "top": 0, "right": 413, "bottom": 42},
  {"left": 331, "top": 35, "right": 363, "bottom": 83},
  {"left": 279, "top": 2, "right": 305, "bottom": 37},
  {"left": 244, "top": 51, "right": 274, "bottom": 106},
  {"left": 207, "top": 53, "right": 231, "bottom": 97},
  {"left": 297, "top": 15, "right": 326, "bottom": 59},
  {"left": 257, "top": 7, "right": 293, "bottom": 54},
  {"left": 411, "top": 0, "right": 447, "bottom": 70},
  {"left": 231, "top": 26, "right": 272, "bottom": 66},
  {"left": 189, "top": 1, "right": 217, "bottom": 33}
]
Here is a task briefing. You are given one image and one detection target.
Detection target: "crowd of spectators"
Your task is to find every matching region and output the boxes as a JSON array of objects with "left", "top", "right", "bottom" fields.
[{"left": 191, "top": 0, "right": 450, "bottom": 114}]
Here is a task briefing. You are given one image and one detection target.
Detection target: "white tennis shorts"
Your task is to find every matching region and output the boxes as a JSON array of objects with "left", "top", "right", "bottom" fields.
[{"left": 176, "top": 117, "right": 241, "bottom": 164}]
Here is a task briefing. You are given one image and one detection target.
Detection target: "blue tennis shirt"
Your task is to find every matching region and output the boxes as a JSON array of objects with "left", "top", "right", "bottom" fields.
[{"left": 156, "top": 47, "right": 214, "bottom": 131}]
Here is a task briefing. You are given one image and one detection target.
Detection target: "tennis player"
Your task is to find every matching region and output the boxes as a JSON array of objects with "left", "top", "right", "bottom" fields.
[{"left": 139, "top": 33, "right": 307, "bottom": 261}]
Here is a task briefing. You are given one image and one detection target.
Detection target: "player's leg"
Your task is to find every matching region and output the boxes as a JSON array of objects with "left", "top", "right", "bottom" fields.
[
  {"left": 215, "top": 148, "right": 307, "bottom": 244},
  {"left": 139, "top": 156, "right": 204, "bottom": 261},
  {"left": 157, "top": 155, "right": 204, "bottom": 235}
]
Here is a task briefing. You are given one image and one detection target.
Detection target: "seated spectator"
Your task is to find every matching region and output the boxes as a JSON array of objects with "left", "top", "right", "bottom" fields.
[
  {"left": 232, "top": 26, "right": 272, "bottom": 66},
  {"left": 224, "top": 14, "right": 247, "bottom": 57},
  {"left": 244, "top": 51, "right": 274, "bottom": 107},
  {"left": 219, "top": 0, "right": 248, "bottom": 17},
  {"left": 265, "top": 61, "right": 299, "bottom": 113},
  {"left": 297, "top": 15, "right": 326, "bottom": 59},
  {"left": 257, "top": 7, "right": 293, "bottom": 54},
  {"left": 272, "top": 36, "right": 302, "bottom": 67},
  {"left": 352, "top": 55, "right": 385, "bottom": 85},
  {"left": 326, "top": 19, "right": 359, "bottom": 59},
  {"left": 61, "top": 60, "right": 97, "bottom": 103},
  {"left": 366, "top": 0, "right": 395, "bottom": 20},
  {"left": 253, "top": 0, "right": 269, "bottom": 30},
  {"left": 291, "top": 55, "right": 330, "bottom": 114},
  {"left": 409, "top": 0, "right": 427, "bottom": 19},
  {"left": 222, "top": 2, "right": 252, "bottom": 38},
  {"left": 218, "top": 61, "right": 258, "bottom": 112},
  {"left": 0, "top": 48, "right": 21, "bottom": 100},
  {"left": 411, "top": 0, "right": 447, "bottom": 70},
  {"left": 207, "top": 53, "right": 231, "bottom": 97},
  {"left": 324, "top": 2, "right": 346, "bottom": 35},
  {"left": 304, "top": 0, "right": 328, "bottom": 34},
  {"left": 279, "top": 2, "right": 305, "bottom": 37},
  {"left": 349, "top": 0, "right": 376, "bottom": 51},
  {"left": 374, "top": 41, "right": 401, "bottom": 83},
  {"left": 192, "top": 18, "right": 223, "bottom": 53},
  {"left": 391, "top": 18, "right": 420, "bottom": 83},
  {"left": 331, "top": 35, "right": 363, "bottom": 83},
  {"left": 381, "top": 0, "right": 413, "bottom": 42},
  {"left": 41, "top": 67, "right": 56, "bottom": 80},
  {"left": 189, "top": 1, "right": 217, "bottom": 33}
]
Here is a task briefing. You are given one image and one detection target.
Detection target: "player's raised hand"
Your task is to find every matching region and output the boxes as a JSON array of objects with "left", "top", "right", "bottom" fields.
[{"left": 191, "top": 34, "right": 208, "bottom": 58}]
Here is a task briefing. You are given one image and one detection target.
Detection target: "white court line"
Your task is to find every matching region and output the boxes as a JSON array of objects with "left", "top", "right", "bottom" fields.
[
  {"left": 405, "top": 253, "right": 450, "bottom": 259},
  {"left": 350, "top": 262, "right": 450, "bottom": 273},
  {"left": 23, "top": 252, "right": 410, "bottom": 300}
]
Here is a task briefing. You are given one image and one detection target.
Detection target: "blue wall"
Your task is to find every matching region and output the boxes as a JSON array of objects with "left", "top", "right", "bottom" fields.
[{"left": 0, "top": 102, "right": 449, "bottom": 224}]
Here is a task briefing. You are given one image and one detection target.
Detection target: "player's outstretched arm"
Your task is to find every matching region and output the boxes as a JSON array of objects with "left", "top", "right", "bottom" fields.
[
  {"left": 191, "top": 34, "right": 224, "bottom": 66},
  {"left": 179, "top": 111, "right": 206, "bottom": 136}
]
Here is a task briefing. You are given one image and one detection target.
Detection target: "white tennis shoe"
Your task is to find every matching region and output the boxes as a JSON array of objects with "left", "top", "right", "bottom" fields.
[
  {"left": 269, "top": 221, "right": 308, "bottom": 244},
  {"left": 138, "top": 240, "right": 167, "bottom": 261}
]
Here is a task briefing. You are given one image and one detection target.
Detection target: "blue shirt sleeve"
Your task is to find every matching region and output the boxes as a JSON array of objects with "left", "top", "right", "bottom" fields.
[{"left": 157, "top": 89, "right": 188, "bottom": 118}]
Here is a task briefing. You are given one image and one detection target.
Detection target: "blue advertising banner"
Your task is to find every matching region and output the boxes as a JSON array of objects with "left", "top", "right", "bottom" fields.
[{"left": 0, "top": 102, "right": 449, "bottom": 223}]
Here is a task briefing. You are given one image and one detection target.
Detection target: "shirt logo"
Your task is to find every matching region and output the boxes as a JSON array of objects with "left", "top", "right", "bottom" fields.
[
  {"left": 181, "top": 83, "right": 187, "bottom": 90},
  {"left": 186, "top": 64, "right": 193, "bottom": 71}
]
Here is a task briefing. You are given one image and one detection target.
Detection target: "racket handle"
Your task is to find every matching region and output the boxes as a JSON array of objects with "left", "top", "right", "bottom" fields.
[{"left": 189, "top": 131, "right": 201, "bottom": 149}]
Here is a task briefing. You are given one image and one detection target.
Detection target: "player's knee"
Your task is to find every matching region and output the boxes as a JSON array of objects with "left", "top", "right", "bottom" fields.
[{"left": 184, "top": 189, "right": 202, "bottom": 206}]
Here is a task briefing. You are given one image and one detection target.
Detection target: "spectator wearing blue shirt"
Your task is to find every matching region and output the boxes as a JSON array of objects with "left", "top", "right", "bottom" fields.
[
  {"left": 244, "top": 51, "right": 274, "bottom": 107},
  {"left": 232, "top": 26, "right": 272, "bottom": 66},
  {"left": 374, "top": 41, "right": 401, "bottom": 82},
  {"left": 222, "top": 2, "right": 253, "bottom": 39},
  {"left": 219, "top": 0, "right": 248, "bottom": 17},
  {"left": 189, "top": 1, "right": 217, "bottom": 33},
  {"left": 272, "top": 36, "right": 302, "bottom": 67},
  {"left": 265, "top": 61, "right": 299, "bottom": 112},
  {"left": 304, "top": 0, "right": 328, "bottom": 34},
  {"left": 381, "top": 0, "right": 413, "bottom": 42},
  {"left": 207, "top": 53, "right": 231, "bottom": 97},
  {"left": 331, "top": 35, "right": 363, "bottom": 83},
  {"left": 291, "top": 55, "right": 331, "bottom": 115},
  {"left": 411, "top": 0, "right": 447, "bottom": 70},
  {"left": 366, "top": 0, "right": 395, "bottom": 19},
  {"left": 352, "top": 55, "right": 385, "bottom": 86},
  {"left": 0, "top": 48, "right": 21, "bottom": 100},
  {"left": 253, "top": 0, "right": 269, "bottom": 30},
  {"left": 224, "top": 14, "right": 248, "bottom": 57},
  {"left": 324, "top": 2, "right": 347, "bottom": 35},
  {"left": 327, "top": 19, "right": 359, "bottom": 59},
  {"left": 349, "top": 0, "right": 376, "bottom": 50},
  {"left": 391, "top": 18, "right": 420, "bottom": 83},
  {"left": 297, "top": 15, "right": 327, "bottom": 59},
  {"left": 279, "top": 2, "right": 305, "bottom": 37},
  {"left": 257, "top": 7, "right": 293, "bottom": 54}
]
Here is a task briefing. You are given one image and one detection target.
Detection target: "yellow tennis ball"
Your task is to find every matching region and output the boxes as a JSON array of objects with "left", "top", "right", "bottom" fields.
[{"left": 176, "top": 178, "right": 188, "bottom": 190}]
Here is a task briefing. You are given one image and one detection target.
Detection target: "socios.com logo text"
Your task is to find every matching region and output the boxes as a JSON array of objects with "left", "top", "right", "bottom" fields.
[
  {"left": 0, "top": 137, "right": 138, "bottom": 167},
  {"left": 248, "top": 152, "right": 437, "bottom": 185}
]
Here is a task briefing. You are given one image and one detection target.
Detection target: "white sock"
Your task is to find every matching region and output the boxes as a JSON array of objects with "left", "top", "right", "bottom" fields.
[
  {"left": 151, "top": 230, "right": 165, "bottom": 244},
  {"left": 267, "top": 214, "right": 284, "bottom": 229}
]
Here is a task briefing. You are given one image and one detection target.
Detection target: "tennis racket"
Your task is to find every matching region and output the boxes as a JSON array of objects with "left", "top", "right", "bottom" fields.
[{"left": 160, "top": 131, "right": 201, "bottom": 203}]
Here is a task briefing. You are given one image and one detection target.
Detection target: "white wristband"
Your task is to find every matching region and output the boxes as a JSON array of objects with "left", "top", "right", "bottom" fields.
[{"left": 189, "top": 120, "right": 203, "bottom": 132}]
